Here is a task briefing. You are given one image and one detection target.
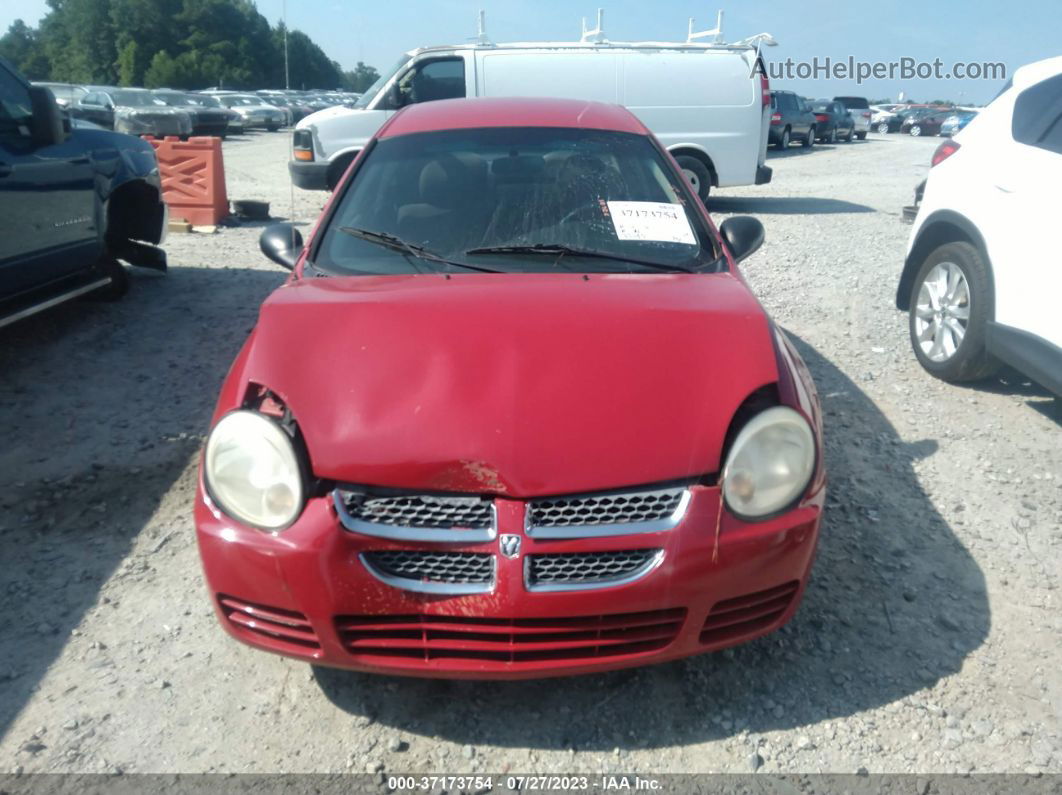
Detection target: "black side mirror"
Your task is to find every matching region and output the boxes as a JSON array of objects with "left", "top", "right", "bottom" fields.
[
  {"left": 719, "top": 216, "right": 765, "bottom": 264},
  {"left": 259, "top": 223, "right": 304, "bottom": 270},
  {"left": 28, "top": 86, "right": 66, "bottom": 146}
]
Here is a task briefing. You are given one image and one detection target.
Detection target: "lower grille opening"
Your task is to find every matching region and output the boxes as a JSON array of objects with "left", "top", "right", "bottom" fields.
[
  {"left": 700, "top": 581, "right": 799, "bottom": 645},
  {"left": 218, "top": 595, "right": 320, "bottom": 652},
  {"left": 335, "top": 608, "right": 686, "bottom": 665}
]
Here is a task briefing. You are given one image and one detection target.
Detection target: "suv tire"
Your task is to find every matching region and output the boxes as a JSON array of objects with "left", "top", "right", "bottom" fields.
[{"left": 908, "top": 241, "right": 998, "bottom": 383}]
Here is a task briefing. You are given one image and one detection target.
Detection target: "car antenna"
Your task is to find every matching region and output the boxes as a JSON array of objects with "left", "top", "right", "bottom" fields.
[
  {"left": 687, "top": 10, "right": 724, "bottom": 44},
  {"left": 470, "top": 10, "right": 492, "bottom": 46},
  {"left": 580, "top": 8, "right": 608, "bottom": 44}
]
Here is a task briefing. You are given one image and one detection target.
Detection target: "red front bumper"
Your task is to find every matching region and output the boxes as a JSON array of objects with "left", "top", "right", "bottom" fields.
[{"left": 194, "top": 482, "right": 823, "bottom": 679}]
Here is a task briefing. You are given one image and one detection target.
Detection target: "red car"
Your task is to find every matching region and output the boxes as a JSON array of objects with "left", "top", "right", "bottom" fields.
[{"left": 196, "top": 97, "right": 825, "bottom": 679}]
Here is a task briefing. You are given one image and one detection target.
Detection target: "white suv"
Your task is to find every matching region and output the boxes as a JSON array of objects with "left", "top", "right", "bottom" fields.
[{"left": 896, "top": 56, "right": 1062, "bottom": 395}]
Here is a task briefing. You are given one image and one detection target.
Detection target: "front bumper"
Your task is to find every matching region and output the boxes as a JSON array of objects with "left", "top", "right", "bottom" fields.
[
  {"left": 195, "top": 481, "right": 823, "bottom": 679},
  {"left": 288, "top": 158, "right": 330, "bottom": 190}
]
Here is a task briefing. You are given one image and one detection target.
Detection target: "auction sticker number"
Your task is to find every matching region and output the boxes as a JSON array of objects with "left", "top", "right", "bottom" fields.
[{"left": 606, "top": 201, "right": 696, "bottom": 245}]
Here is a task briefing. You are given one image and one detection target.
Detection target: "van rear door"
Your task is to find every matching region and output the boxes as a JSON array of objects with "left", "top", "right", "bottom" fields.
[{"left": 620, "top": 49, "right": 761, "bottom": 188}]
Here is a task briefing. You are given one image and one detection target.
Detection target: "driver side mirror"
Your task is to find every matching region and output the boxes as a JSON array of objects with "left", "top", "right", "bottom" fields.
[
  {"left": 259, "top": 223, "right": 304, "bottom": 270},
  {"left": 719, "top": 216, "right": 765, "bottom": 264}
]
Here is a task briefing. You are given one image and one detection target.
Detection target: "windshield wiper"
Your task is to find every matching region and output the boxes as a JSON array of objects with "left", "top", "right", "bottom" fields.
[
  {"left": 338, "top": 227, "right": 502, "bottom": 274},
  {"left": 464, "top": 243, "right": 696, "bottom": 274}
]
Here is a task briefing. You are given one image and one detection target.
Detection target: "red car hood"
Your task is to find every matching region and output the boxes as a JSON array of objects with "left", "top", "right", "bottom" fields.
[{"left": 241, "top": 272, "right": 779, "bottom": 497}]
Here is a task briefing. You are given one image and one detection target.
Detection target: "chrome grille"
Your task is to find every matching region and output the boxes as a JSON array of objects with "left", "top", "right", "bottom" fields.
[
  {"left": 526, "top": 549, "right": 663, "bottom": 591},
  {"left": 361, "top": 551, "right": 494, "bottom": 595},
  {"left": 334, "top": 489, "right": 495, "bottom": 543},
  {"left": 526, "top": 486, "right": 689, "bottom": 539}
]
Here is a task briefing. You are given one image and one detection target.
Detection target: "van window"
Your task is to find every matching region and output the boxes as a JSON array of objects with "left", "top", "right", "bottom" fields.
[
  {"left": 384, "top": 57, "right": 466, "bottom": 109},
  {"left": 0, "top": 66, "right": 33, "bottom": 136}
]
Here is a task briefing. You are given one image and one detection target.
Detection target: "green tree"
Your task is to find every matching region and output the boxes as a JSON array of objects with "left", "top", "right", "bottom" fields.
[
  {"left": 0, "top": 19, "right": 51, "bottom": 79},
  {"left": 342, "top": 61, "right": 380, "bottom": 92}
]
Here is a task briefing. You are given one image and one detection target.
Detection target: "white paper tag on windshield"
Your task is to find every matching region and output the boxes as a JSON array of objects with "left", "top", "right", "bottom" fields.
[{"left": 606, "top": 201, "right": 696, "bottom": 245}]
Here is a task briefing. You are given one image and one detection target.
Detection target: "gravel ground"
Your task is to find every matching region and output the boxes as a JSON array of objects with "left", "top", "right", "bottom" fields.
[{"left": 0, "top": 128, "right": 1059, "bottom": 778}]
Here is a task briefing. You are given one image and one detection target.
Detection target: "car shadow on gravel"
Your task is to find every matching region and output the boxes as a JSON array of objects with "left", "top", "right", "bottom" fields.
[
  {"left": 710, "top": 197, "right": 875, "bottom": 215},
  {"left": 0, "top": 263, "right": 286, "bottom": 740},
  {"left": 955, "top": 367, "right": 1061, "bottom": 427},
  {"left": 313, "top": 333, "right": 990, "bottom": 751}
]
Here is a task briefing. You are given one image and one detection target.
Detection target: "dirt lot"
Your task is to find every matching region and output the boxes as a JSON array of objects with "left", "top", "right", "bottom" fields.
[{"left": 1, "top": 129, "right": 1059, "bottom": 777}]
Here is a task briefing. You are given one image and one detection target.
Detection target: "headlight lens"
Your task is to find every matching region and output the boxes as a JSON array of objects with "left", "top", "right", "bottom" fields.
[
  {"left": 204, "top": 410, "right": 304, "bottom": 531},
  {"left": 721, "top": 406, "right": 815, "bottom": 520}
]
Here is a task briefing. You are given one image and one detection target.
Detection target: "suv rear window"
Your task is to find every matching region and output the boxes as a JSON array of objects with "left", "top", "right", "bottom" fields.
[{"left": 834, "top": 96, "right": 869, "bottom": 109}]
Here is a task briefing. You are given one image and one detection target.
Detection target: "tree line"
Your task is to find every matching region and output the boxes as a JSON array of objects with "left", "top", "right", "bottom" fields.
[{"left": 0, "top": 0, "right": 380, "bottom": 92}]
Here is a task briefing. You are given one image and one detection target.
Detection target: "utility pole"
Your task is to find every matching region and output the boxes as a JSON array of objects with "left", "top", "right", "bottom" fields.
[{"left": 283, "top": 0, "right": 290, "bottom": 90}]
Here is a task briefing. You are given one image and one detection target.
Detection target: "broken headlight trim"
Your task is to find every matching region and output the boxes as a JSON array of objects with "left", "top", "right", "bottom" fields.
[
  {"left": 721, "top": 406, "right": 815, "bottom": 521},
  {"left": 204, "top": 410, "right": 304, "bottom": 532}
]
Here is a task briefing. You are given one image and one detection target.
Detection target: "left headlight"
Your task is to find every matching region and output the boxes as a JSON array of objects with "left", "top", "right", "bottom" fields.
[
  {"left": 204, "top": 410, "right": 305, "bottom": 531},
  {"left": 721, "top": 406, "right": 815, "bottom": 521}
]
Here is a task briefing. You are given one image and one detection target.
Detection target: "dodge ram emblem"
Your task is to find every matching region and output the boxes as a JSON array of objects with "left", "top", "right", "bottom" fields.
[{"left": 499, "top": 534, "right": 521, "bottom": 559}]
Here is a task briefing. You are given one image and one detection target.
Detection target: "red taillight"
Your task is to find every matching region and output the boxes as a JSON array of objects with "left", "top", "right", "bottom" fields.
[
  {"left": 931, "top": 139, "right": 961, "bottom": 167},
  {"left": 815, "top": 114, "right": 829, "bottom": 122},
  {"left": 862, "top": 111, "right": 871, "bottom": 118},
  {"left": 759, "top": 63, "right": 770, "bottom": 108},
  {"left": 770, "top": 112, "right": 781, "bottom": 124}
]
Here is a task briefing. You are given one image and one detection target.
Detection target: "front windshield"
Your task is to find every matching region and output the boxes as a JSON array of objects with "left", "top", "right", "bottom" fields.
[
  {"left": 354, "top": 56, "right": 409, "bottom": 109},
  {"left": 315, "top": 127, "right": 720, "bottom": 275},
  {"left": 112, "top": 90, "right": 166, "bottom": 107}
]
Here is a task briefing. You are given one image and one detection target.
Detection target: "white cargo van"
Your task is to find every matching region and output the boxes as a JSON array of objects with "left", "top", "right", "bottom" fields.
[{"left": 290, "top": 27, "right": 774, "bottom": 200}]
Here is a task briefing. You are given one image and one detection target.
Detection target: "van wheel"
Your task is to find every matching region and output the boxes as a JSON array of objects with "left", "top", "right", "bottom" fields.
[
  {"left": 803, "top": 127, "right": 815, "bottom": 148},
  {"left": 908, "top": 242, "right": 998, "bottom": 382},
  {"left": 326, "top": 152, "right": 357, "bottom": 192},
  {"left": 675, "top": 156, "right": 711, "bottom": 202},
  {"left": 774, "top": 127, "right": 790, "bottom": 151}
]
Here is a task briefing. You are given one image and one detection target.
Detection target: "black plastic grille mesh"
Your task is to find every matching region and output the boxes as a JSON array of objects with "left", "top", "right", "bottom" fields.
[
  {"left": 527, "top": 549, "right": 660, "bottom": 585},
  {"left": 364, "top": 550, "right": 494, "bottom": 585},
  {"left": 527, "top": 488, "right": 685, "bottom": 528},
  {"left": 339, "top": 491, "right": 493, "bottom": 530}
]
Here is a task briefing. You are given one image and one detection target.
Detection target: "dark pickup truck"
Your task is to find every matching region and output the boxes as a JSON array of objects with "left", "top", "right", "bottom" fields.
[{"left": 1, "top": 57, "right": 167, "bottom": 329}]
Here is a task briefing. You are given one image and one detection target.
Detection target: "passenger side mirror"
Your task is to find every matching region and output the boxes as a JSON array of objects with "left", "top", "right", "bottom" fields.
[
  {"left": 719, "top": 216, "right": 765, "bottom": 264},
  {"left": 259, "top": 223, "right": 304, "bottom": 270},
  {"left": 28, "top": 85, "right": 67, "bottom": 146}
]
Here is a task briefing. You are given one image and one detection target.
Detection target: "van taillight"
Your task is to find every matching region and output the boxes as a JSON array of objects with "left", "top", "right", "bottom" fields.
[
  {"left": 760, "top": 70, "right": 770, "bottom": 108},
  {"left": 931, "top": 139, "right": 961, "bottom": 167}
]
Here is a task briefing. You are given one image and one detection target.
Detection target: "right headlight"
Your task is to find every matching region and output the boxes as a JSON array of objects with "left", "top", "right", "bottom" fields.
[
  {"left": 204, "top": 410, "right": 305, "bottom": 531},
  {"left": 721, "top": 406, "right": 815, "bottom": 521}
]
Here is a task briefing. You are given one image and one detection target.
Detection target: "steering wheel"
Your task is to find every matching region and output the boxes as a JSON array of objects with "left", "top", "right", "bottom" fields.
[{"left": 559, "top": 202, "right": 604, "bottom": 228}]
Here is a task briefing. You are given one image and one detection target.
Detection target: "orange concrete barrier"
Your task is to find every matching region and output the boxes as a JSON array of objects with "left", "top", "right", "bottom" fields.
[{"left": 142, "top": 136, "right": 229, "bottom": 226}]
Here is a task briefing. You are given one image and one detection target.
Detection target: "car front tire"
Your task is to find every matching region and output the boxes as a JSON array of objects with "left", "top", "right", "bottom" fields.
[
  {"left": 877, "top": 123, "right": 890, "bottom": 134},
  {"left": 908, "top": 241, "right": 998, "bottom": 383}
]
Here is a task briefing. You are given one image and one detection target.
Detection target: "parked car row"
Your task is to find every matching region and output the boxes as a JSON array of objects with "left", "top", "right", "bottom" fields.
[
  {"left": 872, "top": 104, "right": 980, "bottom": 137},
  {"left": 768, "top": 91, "right": 869, "bottom": 149},
  {"left": 27, "top": 82, "right": 359, "bottom": 139}
]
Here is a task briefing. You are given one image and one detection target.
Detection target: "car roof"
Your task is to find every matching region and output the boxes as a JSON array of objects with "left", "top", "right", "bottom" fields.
[{"left": 378, "top": 97, "right": 650, "bottom": 139}]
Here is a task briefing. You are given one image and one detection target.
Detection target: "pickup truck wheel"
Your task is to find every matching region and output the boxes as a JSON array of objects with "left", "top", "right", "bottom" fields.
[
  {"left": 908, "top": 242, "right": 998, "bottom": 382},
  {"left": 674, "top": 156, "right": 711, "bottom": 202},
  {"left": 86, "top": 255, "right": 129, "bottom": 302}
]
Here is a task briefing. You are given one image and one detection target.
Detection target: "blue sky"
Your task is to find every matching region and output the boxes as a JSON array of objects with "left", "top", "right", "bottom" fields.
[{"left": 3, "top": 0, "right": 1058, "bottom": 103}]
